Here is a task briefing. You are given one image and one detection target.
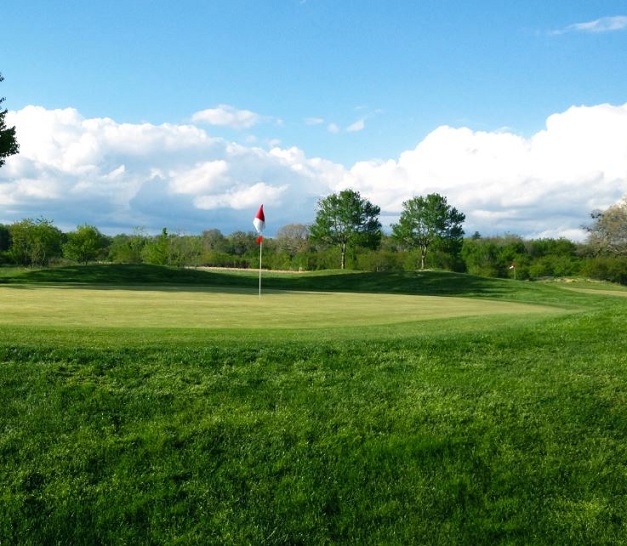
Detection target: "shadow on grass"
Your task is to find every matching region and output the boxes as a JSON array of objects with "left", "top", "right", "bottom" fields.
[{"left": 5, "top": 263, "right": 528, "bottom": 299}]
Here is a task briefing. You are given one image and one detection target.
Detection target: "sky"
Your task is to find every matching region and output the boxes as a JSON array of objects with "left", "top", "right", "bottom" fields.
[{"left": 1, "top": 0, "right": 627, "bottom": 240}]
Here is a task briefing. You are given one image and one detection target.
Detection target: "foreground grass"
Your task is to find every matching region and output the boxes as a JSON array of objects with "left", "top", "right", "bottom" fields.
[{"left": 1, "top": 265, "right": 627, "bottom": 544}]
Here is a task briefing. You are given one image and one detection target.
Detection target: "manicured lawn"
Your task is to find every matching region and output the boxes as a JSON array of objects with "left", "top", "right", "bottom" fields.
[
  {"left": 1, "top": 265, "right": 626, "bottom": 544},
  {"left": 0, "top": 284, "right": 562, "bottom": 329}
]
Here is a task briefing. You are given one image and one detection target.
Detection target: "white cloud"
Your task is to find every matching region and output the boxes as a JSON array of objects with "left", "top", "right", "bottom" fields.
[
  {"left": 1, "top": 103, "right": 626, "bottom": 240},
  {"left": 346, "top": 119, "right": 365, "bottom": 133},
  {"left": 192, "top": 104, "right": 263, "bottom": 129},
  {"left": 338, "top": 103, "right": 627, "bottom": 240},
  {"left": 553, "top": 15, "right": 627, "bottom": 35}
]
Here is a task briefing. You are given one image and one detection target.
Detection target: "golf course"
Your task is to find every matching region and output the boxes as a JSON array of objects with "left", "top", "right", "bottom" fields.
[{"left": 1, "top": 264, "right": 627, "bottom": 544}]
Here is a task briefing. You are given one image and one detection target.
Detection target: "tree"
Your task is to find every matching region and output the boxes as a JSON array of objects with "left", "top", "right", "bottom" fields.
[
  {"left": 586, "top": 199, "right": 627, "bottom": 256},
  {"left": 276, "top": 223, "right": 310, "bottom": 256},
  {"left": 0, "top": 223, "right": 10, "bottom": 252},
  {"left": 392, "top": 193, "right": 465, "bottom": 270},
  {"left": 108, "top": 228, "right": 147, "bottom": 263},
  {"left": 7, "top": 218, "right": 64, "bottom": 266},
  {"left": 309, "top": 189, "right": 382, "bottom": 269},
  {"left": 142, "top": 228, "right": 170, "bottom": 265},
  {"left": 63, "top": 224, "right": 109, "bottom": 264},
  {"left": 0, "top": 73, "right": 19, "bottom": 168}
]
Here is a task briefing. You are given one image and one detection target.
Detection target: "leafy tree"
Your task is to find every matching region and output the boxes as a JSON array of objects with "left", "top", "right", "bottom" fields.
[
  {"left": 392, "top": 193, "right": 465, "bottom": 270},
  {"left": 0, "top": 223, "right": 10, "bottom": 264},
  {"left": 581, "top": 256, "right": 627, "bottom": 285},
  {"left": 170, "top": 233, "right": 202, "bottom": 267},
  {"left": 461, "top": 237, "right": 501, "bottom": 277},
  {"left": 108, "top": 228, "right": 147, "bottom": 264},
  {"left": 0, "top": 223, "right": 10, "bottom": 252},
  {"left": 63, "top": 224, "right": 109, "bottom": 264},
  {"left": 227, "top": 231, "right": 258, "bottom": 258},
  {"left": 7, "top": 218, "right": 64, "bottom": 266},
  {"left": 309, "top": 189, "right": 382, "bottom": 269},
  {"left": 0, "top": 73, "right": 19, "bottom": 168},
  {"left": 202, "top": 229, "right": 228, "bottom": 252},
  {"left": 586, "top": 199, "right": 627, "bottom": 256},
  {"left": 142, "top": 228, "right": 170, "bottom": 265}
]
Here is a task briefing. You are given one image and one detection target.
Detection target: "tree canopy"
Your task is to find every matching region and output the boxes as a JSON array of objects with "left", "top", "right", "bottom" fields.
[
  {"left": 309, "top": 189, "right": 382, "bottom": 269},
  {"left": 63, "top": 224, "right": 109, "bottom": 264},
  {"left": 0, "top": 72, "right": 19, "bottom": 168},
  {"left": 586, "top": 199, "right": 627, "bottom": 256},
  {"left": 392, "top": 193, "right": 465, "bottom": 270},
  {"left": 7, "top": 218, "right": 64, "bottom": 266}
]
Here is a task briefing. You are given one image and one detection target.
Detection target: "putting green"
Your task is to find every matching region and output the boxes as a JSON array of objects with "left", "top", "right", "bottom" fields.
[{"left": 0, "top": 284, "right": 562, "bottom": 329}]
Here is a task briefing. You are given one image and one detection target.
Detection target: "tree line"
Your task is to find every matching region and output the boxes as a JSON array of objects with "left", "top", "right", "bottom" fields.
[
  {"left": 1, "top": 191, "right": 626, "bottom": 285},
  {"left": 2, "top": 74, "right": 626, "bottom": 283}
]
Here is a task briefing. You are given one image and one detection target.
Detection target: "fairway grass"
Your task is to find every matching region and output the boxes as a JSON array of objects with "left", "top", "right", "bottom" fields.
[
  {"left": 2, "top": 266, "right": 627, "bottom": 544},
  {"left": 0, "top": 284, "right": 565, "bottom": 330}
]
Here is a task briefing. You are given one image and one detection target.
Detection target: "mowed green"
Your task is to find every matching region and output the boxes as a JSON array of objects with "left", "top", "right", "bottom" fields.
[{"left": 0, "top": 284, "right": 562, "bottom": 329}]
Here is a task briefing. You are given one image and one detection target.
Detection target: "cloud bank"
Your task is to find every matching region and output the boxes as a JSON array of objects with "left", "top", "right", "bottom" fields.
[{"left": 2, "top": 103, "right": 626, "bottom": 240}]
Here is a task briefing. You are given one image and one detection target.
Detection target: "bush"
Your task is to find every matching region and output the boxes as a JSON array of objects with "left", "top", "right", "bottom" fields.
[{"left": 580, "top": 256, "right": 627, "bottom": 285}]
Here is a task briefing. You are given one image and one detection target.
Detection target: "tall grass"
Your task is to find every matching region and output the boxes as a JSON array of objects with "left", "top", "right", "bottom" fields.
[{"left": 1, "top": 265, "right": 627, "bottom": 544}]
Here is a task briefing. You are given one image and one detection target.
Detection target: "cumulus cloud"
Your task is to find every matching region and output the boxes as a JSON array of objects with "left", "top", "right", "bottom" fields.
[
  {"left": 0, "top": 106, "right": 326, "bottom": 233},
  {"left": 191, "top": 104, "right": 263, "bottom": 129},
  {"left": 1, "top": 103, "right": 626, "bottom": 240},
  {"left": 337, "top": 103, "right": 627, "bottom": 239},
  {"left": 552, "top": 15, "right": 627, "bottom": 35}
]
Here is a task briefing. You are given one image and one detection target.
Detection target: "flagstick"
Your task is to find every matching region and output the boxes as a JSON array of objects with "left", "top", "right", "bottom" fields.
[{"left": 258, "top": 238, "right": 263, "bottom": 298}]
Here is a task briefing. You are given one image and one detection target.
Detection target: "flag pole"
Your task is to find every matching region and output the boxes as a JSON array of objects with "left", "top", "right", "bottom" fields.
[
  {"left": 258, "top": 238, "right": 263, "bottom": 298},
  {"left": 253, "top": 203, "right": 266, "bottom": 298}
]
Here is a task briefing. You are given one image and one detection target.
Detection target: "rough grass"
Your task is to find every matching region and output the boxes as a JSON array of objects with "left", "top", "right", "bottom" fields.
[{"left": 1, "top": 265, "right": 627, "bottom": 544}]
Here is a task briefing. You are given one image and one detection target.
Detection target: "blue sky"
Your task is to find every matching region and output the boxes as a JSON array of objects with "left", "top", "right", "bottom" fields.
[{"left": 1, "top": 1, "right": 627, "bottom": 238}]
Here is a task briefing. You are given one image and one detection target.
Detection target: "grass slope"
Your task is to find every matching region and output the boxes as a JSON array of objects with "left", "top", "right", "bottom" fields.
[{"left": 1, "top": 265, "right": 627, "bottom": 544}]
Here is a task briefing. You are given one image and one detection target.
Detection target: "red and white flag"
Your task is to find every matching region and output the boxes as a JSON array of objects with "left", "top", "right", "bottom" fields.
[
  {"left": 253, "top": 204, "right": 265, "bottom": 242},
  {"left": 509, "top": 262, "right": 516, "bottom": 270}
]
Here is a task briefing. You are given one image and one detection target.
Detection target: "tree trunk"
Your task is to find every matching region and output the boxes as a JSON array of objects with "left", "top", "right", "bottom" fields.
[{"left": 341, "top": 242, "right": 346, "bottom": 269}]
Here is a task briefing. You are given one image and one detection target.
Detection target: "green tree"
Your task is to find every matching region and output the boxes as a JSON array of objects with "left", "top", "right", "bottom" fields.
[
  {"left": 7, "top": 218, "right": 64, "bottom": 266},
  {"left": 227, "top": 231, "right": 258, "bottom": 260},
  {"left": 309, "top": 189, "right": 382, "bottom": 269},
  {"left": 0, "top": 223, "right": 10, "bottom": 264},
  {"left": 461, "top": 237, "right": 501, "bottom": 277},
  {"left": 392, "top": 193, "right": 465, "bottom": 270},
  {"left": 202, "top": 229, "right": 228, "bottom": 253},
  {"left": 169, "top": 234, "right": 202, "bottom": 267},
  {"left": 108, "top": 228, "right": 147, "bottom": 264},
  {"left": 63, "top": 224, "right": 109, "bottom": 264},
  {"left": 0, "top": 73, "right": 19, "bottom": 168},
  {"left": 0, "top": 223, "right": 10, "bottom": 252},
  {"left": 586, "top": 199, "right": 627, "bottom": 256},
  {"left": 142, "top": 228, "right": 170, "bottom": 265}
]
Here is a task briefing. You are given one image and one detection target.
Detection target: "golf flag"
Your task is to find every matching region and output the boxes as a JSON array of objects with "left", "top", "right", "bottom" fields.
[
  {"left": 253, "top": 204, "right": 265, "bottom": 234},
  {"left": 509, "top": 262, "right": 516, "bottom": 270},
  {"left": 253, "top": 204, "right": 265, "bottom": 297}
]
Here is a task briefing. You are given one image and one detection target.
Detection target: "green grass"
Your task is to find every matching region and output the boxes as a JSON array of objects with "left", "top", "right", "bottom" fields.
[{"left": 1, "top": 265, "right": 627, "bottom": 544}]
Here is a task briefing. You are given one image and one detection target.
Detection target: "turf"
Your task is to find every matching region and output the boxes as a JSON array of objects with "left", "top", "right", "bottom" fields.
[
  {"left": 0, "top": 285, "right": 563, "bottom": 330},
  {"left": 1, "top": 265, "right": 626, "bottom": 544}
]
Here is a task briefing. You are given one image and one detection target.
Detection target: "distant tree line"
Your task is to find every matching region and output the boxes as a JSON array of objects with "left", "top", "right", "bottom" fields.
[{"left": 1, "top": 192, "right": 627, "bottom": 285}]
